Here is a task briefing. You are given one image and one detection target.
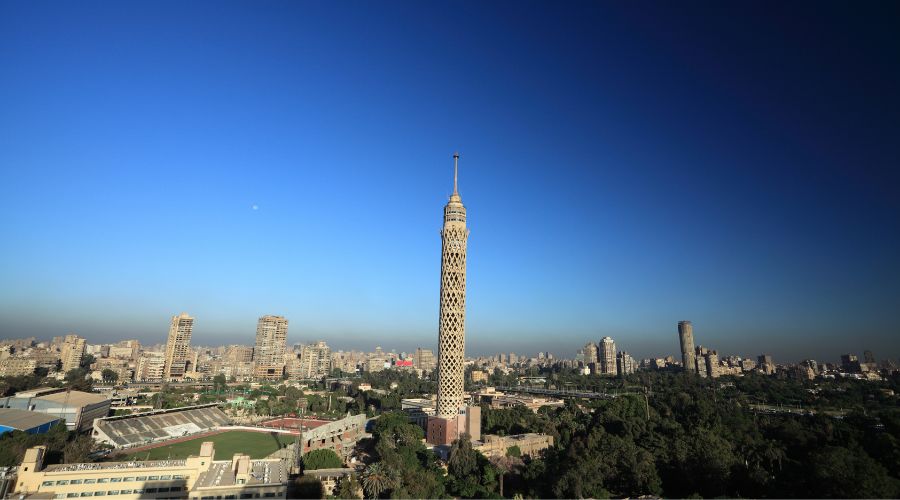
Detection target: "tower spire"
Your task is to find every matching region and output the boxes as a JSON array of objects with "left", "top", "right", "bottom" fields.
[{"left": 453, "top": 152, "right": 459, "bottom": 196}]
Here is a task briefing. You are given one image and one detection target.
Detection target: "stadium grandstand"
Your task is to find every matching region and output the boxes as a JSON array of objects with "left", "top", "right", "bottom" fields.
[{"left": 92, "top": 403, "right": 229, "bottom": 448}]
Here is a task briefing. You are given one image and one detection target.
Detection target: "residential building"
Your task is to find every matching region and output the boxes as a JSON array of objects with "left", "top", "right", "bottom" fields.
[
  {"left": 300, "top": 341, "right": 331, "bottom": 379},
  {"left": 60, "top": 334, "right": 86, "bottom": 373},
  {"left": 599, "top": 336, "right": 616, "bottom": 375},
  {"left": 253, "top": 315, "right": 288, "bottom": 377},
  {"left": 163, "top": 313, "right": 194, "bottom": 380},
  {"left": 678, "top": 321, "right": 696, "bottom": 373}
]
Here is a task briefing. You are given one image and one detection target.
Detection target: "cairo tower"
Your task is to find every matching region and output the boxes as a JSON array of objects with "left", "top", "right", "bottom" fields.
[
  {"left": 437, "top": 152, "right": 469, "bottom": 418},
  {"left": 427, "top": 153, "right": 480, "bottom": 446}
]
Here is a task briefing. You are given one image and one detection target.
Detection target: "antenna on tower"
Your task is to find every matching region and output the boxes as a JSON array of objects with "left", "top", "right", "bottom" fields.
[{"left": 453, "top": 152, "right": 460, "bottom": 195}]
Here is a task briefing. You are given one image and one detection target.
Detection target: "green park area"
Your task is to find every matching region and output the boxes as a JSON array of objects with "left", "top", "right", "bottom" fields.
[{"left": 123, "top": 430, "right": 293, "bottom": 460}]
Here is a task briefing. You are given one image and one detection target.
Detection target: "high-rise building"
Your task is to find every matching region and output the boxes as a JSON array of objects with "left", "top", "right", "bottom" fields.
[
  {"left": 599, "top": 337, "right": 616, "bottom": 375},
  {"left": 60, "top": 334, "right": 86, "bottom": 373},
  {"left": 137, "top": 352, "right": 166, "bottom": 381},
  {"left": 163, "top": 312, "right": 194, "bottom": 380},
  {"left": 300, "top": 341, "right": 331, "bottom": 379},
  {"left": 414, "top": 348, "right": 436, "bottom": 373},
  {"left": 226, "top": 345, "right": 255, "bottom": 363},
  {"left": 616, "top": 351, "right": 636, "bottom": 376},
  {"left": 758, "top": 354, "right": 776, "bottom": 375},
  {"left": 253, "top": 315, "right": 288, "bottom": 375},
  {"left": 705, "top": 350, "right": 720, "bottom": 378},
  {"left": 583, "top": 342, "right": 598, "bottom": 366},
  {"left": 436, "top": 153, "right": 469, "bottom": 419},
  {"left": 678, "top": 321, "right": 696, "bottom": 373}
]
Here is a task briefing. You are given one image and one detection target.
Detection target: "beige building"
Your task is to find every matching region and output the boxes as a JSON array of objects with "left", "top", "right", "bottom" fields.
[
  {"left": 0, "top": 358, "right": 37, "bottom": 377},
  {"left": 679, "top": 320, "right": 696, "bottom": 373},
  {"left": 163, "top": 313, "right": 194, "bottom": 380},
  {"left": 599, "top": 336, "right": 616, "bottom": 375},
  {"left": 225, "top": 345, "right": 254, "bottom": 363},
  {"left": 414, "top": 347, "right": 436, "bottom": 373},
  {"left": 475, "top": 433, "right": 554, "bottom": 459},
  {"left": 253, "top": 315, "right": 288, "bottom": 376},
  {"left": 14, "top": 441, "right": 287, "bottom": 499},
  {"left": 109, "top": 340, "right": 141, "bottom": 360},
  {"left": 616, "top": 351, "right": 636, "bottom": 376},
  {"left": 300, "top": 341, "right": 331, "bottom": 379},
  {"left": 137, "top": 352, "right": 166, "bottom": 381},
  {"left": 60, "top": 334, "right": 86, "bottom": 373}
]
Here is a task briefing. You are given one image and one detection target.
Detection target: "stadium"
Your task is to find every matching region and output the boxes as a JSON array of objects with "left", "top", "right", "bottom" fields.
[{"left": 92, "top": 403, "right": 229, "bottom": 448}]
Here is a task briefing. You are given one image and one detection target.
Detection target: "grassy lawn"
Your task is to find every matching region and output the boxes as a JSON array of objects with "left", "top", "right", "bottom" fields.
[{"left": 123, "top": 431, "right": 293, "bottom": 460}]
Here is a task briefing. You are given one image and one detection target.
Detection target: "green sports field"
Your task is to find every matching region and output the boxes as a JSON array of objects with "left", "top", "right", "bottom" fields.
[{"left": 122, "top": 431, "right": 293, "bottom": 460}]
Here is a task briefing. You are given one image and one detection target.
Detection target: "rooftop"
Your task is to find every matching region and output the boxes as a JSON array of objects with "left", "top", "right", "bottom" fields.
[
  {"left": 44, "top": 459, "right": 187, "bottom": 472},
  {"left": 194, "top": 460, "right": 286, "bottom": 488},
  {"left": 35, "top": 391, "right": 110, "bottom": 406},
  {"left": 0, "top": 408, "right": 61, "bottom": 430}
]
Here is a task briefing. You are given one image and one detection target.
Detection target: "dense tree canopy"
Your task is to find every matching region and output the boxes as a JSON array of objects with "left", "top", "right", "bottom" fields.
[{"left": 302, "top": 448, "right": 343, "bottom": 470}]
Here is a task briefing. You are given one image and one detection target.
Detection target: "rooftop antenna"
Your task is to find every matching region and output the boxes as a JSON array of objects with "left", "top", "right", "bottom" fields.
[{"left": 453, "top": 152, "right": 460, "bottom": 196}]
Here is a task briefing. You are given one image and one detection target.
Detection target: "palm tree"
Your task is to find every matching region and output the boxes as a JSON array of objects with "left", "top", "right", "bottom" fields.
[
  {"left": 361, "top": 462, "right": 395, "bottom": 499},
  {"left": 490, "top": 454, "right": 523, "bottom": 497}
]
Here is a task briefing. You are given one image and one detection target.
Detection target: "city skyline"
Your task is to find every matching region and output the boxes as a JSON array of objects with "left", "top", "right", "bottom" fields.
[{"left": 2, "top": 2, "right": 899, "bottom": 362}]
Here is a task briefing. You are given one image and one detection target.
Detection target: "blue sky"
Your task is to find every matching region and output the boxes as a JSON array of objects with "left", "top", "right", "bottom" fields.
[{"left": 1, "top": 1, "right": 898, "bottom": 362}]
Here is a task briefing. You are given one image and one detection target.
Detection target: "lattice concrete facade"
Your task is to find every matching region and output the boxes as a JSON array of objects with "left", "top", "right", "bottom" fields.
[{"left": 437, "top": 153, "right": 469, "bottom": 418}]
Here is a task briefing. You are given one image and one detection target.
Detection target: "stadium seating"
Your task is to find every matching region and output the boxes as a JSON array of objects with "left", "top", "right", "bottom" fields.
[{"left": 94, "top": 405, "right": 229, "bottom": 448}]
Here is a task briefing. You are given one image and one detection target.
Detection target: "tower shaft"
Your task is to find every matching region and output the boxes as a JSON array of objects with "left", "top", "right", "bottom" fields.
[{"left": 437, "top": 154, "right": 469, "bottom": 418}]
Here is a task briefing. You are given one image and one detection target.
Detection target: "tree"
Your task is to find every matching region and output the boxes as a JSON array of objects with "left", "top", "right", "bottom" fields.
[
  {"left": 212, "top": 374, "right": 227, "bottom": 393},
  {"left": 101, "top": 369, "right": 118, "bottom": 384},
  {"left": 302, "top": 448, "right": 343, "bottom": 470},
  {"left": 490, "top": 454, "right": 523, "bottom": 497},
  {"left": 64, "top": 369, "right": 93, "bottom": 391},
  {"left": 448, "top": 433, "right": 478, "bottom": 478},
  {"left": 335, "top": 473, "right": 362, "bottom": 499},
  {"left": 361, "top": 462, "right": 396, "bottom": 498}
]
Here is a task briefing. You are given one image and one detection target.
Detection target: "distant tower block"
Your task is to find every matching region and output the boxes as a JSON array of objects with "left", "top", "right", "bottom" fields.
[
  {"left": 678, "top": 320, "right": 696, "bottom": 373},
  {"left": 437, "top": 152, "right": 469, "bottom": 418}
]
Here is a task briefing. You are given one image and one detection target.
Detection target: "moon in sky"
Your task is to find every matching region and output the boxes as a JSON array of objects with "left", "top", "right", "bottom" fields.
[{"left": 251, "top": 204, "right": 259, "bottom": 211}]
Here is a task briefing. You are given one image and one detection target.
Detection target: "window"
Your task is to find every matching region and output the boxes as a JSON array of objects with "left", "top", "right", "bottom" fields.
[
  {"left": 85, "top": 479, "right": 97, "bottom": 484},
  {"left": 67, "top": 494, "right": 78, "bottom": 498},
  {"left": 159, "top": 475, "right": 172, "bottom": 480},
  {"left": 148, "top": 476, "right": 159, "bottom": 480},
  {"left": 98, "top": 479, "right": 109, "bottom": 484},
  {"left": 80, "top": 493, "right": 92, "bottom": 497},
  {"left": 54, "top": 495, "right": 65, "bottom": 499},
  {"left": 264, "top": 494, "right": 276, "bottom": 498},
  {"left": 108, "top": 491, "right": 119, "bottom": 496},
  {"left": 110, "top": 478, "right": 122, "bottom": 483},
  {"left": 71, "top": 479, "right": 83, "bottom": 485},
  {"left": 94, "top": 493, "right": 106, "bottom": 497},
  {"left": 157, "top": 488, "right": 169, "bottom": 493},
  {"left": 136, "top": 476, "right": 147, "bottom": 481},
  {"left": 120, "top": 490, "right": 132, "bottom": 495},
  {"left": 172, "top": 475, "right": 185, "bottom": 480},
  {"left": 146, "top": 488, "right": 157, "bottom": 493},
  {"left": 56, "top": 480, "right": 70, "bottom": 485},
  {"left": 123, "top": 477, "right": 134, "bottom": 482},
  {"left": 133, "top": 489, "right": 144, "bottom": 494},
  {"left": 42, "top": 481, "right": 54, "bottom": 486},
  {"left": 239, "top": 495, "right": 252, "bottom": 499}
]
